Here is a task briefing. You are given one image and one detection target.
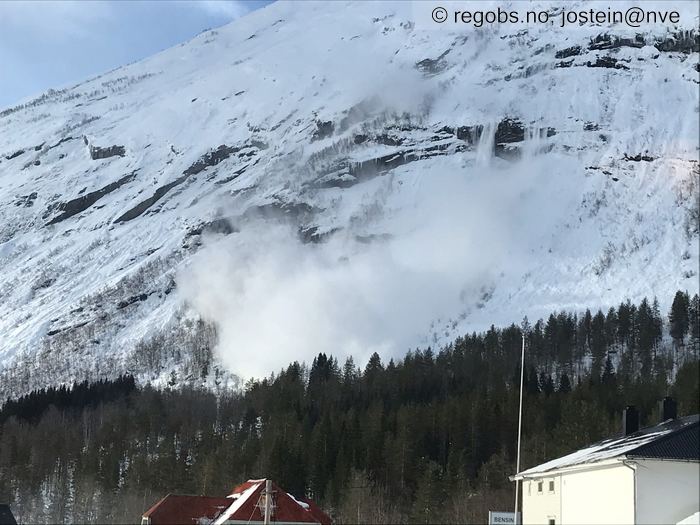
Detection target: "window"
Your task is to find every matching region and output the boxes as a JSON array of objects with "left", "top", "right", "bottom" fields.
[
  {"left": 549, "top": 480, "right": 555, "bottom": 492},
  {"left": 537, "top": 481, "right": 543, "bottom": 493}
]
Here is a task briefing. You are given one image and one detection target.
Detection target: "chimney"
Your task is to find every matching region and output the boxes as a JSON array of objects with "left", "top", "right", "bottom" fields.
[
  {"left": 623, "top": 406, "right": 639, "bottom": 436},
  {"left": 660, "top": 397, "right": 677, "bottom": 422}
]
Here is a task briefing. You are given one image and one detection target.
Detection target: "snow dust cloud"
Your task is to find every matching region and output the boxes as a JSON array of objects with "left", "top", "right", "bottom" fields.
[{"left": 177, "top": 160, "right": 533, "bottom": 380}]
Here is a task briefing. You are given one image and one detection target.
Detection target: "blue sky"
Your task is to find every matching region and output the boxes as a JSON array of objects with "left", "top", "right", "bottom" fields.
[{"left": 0, "top": 0, "right": 272, "bottom": 109}]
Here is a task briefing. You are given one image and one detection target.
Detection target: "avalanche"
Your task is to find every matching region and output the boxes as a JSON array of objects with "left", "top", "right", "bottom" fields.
[{"left": 0, "top": 0, "right": 697, "bottom": 396}]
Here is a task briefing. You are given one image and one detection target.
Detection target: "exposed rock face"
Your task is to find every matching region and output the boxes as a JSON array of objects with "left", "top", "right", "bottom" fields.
[
  {"left": 186, "top": 218, "right": 236, "bottom": 238},
  {"left": 89, "top": 144, "right": 126, "bottom": 160},
  {"left": 183, "top": 144, "right": 239, "bottom": 176},
  {"left": 311, "top": 121, "right": 334, "bottom": 142},
  {"left": 47, "top": 171, "right": 138, "bottom": 225},
  {"left": 586, "top": 30, "right": 698, "bottom": 53},
  {"left": 624, "top": 153, "right": 656, "bottom": 162},
  {"left": 115, "top": 143, "right": 256, "bottom": 223},
  {"left": 455, "top": 126, "right": 478, "bottom": 143},
  {"left": 114, "top": 175, "right": 187, "bottom": 223},
  {"left": 586, "top": 56, "right": 629, "bottom": 70},
  {"left": 589, "top": 34, "right": 645, "bottom": 51},
  {"left": 5, "top": 149, "right": 25, "bottom": 160},
  {"left": 555, "top": 45, "right": 582, "bottom": 59},
  {"left": 15, "top": 193, "right": 37, "bottom": 208},
  {"left": 117, "top": 293, "right": 149, "bottom": 310},
  {"left": 495, "top": 118, "right": 526, "bottom": 144},
  {"left": 48, "top": 136, "right": 76, "bottom": 150}
]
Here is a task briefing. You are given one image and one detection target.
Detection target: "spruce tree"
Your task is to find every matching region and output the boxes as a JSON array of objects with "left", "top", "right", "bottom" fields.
[
  {"left": 669, "top": 290, "right": 690, "bottom": 347},
  {"left": 689, "top": 294, "right": 700, "bottom": 358},
  {"left": 558, "top": 372, "right": 572, "bottom": 393},
  {"left": 590, "top": 310, "right": 607, "bottom": 379}
]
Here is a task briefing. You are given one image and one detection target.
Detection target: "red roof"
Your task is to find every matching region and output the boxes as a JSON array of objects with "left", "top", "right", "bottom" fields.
[
  {"left": 218, "top": 479, "right": 331, "bottom": 524},
  {"left": 143, "top": 494, "right": 231, "bottom": 524},
  {"left": 143, "top": 479, "right": 332, "bottom": 525},
  {"left": 300, "top": 497, "right": 333, "bottom": 525}
]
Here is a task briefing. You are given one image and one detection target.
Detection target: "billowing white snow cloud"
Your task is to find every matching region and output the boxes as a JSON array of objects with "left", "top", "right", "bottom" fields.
[{"left": 177, "top": 160, "right": 522, "bottom": 379}]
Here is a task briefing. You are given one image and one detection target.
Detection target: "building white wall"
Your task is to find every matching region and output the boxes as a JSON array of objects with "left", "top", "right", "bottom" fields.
[
  {"left": 559, "top": 463, "right": 635, "bottom": 525},
  {"left": 522, "top": 461, "right": 635, "bottom": 525},
  {"left": 522, "top": 459, "right": 700, "bottom": 524},
  {"left": 635, "top": 459, "right": 700, "bottom": 525},
  {"left": 523, "top": 475, "right": 562, "bottom": 524}
]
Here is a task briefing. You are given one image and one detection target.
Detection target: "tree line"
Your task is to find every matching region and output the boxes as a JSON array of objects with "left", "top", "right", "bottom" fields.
[{"left": 0, "top": 290, "right": 697, "bottom": 523}]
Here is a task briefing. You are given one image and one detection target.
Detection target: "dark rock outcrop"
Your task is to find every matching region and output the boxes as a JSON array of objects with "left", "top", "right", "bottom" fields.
[
  {"left": 47, "top": 171, "right": 138, "bottom": 225},
  {"left": 186, "top": 218, "right": 236, "bottom": 238},
  {"left": 495, "top": 119, "right": 525, "bottom": 144},
  {"left": 555, "top": 45, "right": 582, "bottom": 59},
  {"left": 114, "top": 175, "right": 187, "bottom": 223},
  {"left": 245, "top": 201, "right": 317, "bottom": 222},
  {"left": 183, "top": 144, "right": 239, "bottom": 176},
  {"left": 589, "top": 34, "right": 645, "bottom": 51},
  {"left": 5, "top": 149, "right": 25, "bottom": 160},
  {"left": 15, "top": 192, "right": 37, "bottom": 208},
  {"left": 117, "top": 293, "right": 148, "bottom": 310},
  {"left": 456, "top": 125, "right": 481, "bottom": 144},
  {"left": 116, "top": 144, "right": 248, "bottom": 223},
  {"left": 624, "top": 153, "right": 656, "bottom": 162},
  {"left": 375, "top": 133, "right": 404, "bottom": 147},
  {"left": 316, "top": 142, "right": 466, "bottom": 189},
  {"left": 586, "top": 56, "right": 629, "bottom": 70},
  {"left": 415, "top": 49, "right": 450, "bottom": 75},
  {"left": 311, "top": 120, "right": 334, "bottom": 142},
  {"left": 89, "top": 144, "right": 126, "bottom": 160},
  {"left": 48, "top": 136, "right": 76, "bottom": 150},
  {"left": 492, "top": 119, "right": 554, "bottom": 160}
]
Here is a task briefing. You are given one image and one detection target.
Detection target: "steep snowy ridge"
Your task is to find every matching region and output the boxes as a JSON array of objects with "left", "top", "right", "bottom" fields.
[{"left": 0, "top": 1, "right": 698, "bottom": 395}]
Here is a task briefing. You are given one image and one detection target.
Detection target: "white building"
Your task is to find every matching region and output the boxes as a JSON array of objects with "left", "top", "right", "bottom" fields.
[{"left": 512, "top": 403, "right": 699, "bottom": 525}]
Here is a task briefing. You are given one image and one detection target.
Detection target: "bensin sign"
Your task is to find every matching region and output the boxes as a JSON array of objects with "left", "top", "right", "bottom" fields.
[{"left": 488, "top": 511, "right": 521, "bottom": 525}]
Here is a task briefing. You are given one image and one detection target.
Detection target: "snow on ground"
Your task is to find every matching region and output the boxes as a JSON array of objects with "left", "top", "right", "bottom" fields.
[{"left": 0, "top": 0, "right": 697, "bottom": 393}]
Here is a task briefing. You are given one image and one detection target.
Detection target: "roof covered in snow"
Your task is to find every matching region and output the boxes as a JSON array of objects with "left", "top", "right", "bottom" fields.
[
  {"left": 213, "top": 479, "right": 330, "bottom": 525},
  {"left": 513, "top": 414, "right": 699, "bottom": 479},
  {"left": 677, "top": 511, "right": 700, "bottom": 525},
  {"left": 142, "top": 479, "right": 331, "bottom": 525}
]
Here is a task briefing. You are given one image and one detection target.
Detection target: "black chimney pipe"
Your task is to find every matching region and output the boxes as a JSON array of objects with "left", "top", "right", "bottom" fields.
[
  {"left": 623, "top": 406, "right": 639, "bottom": 436},
  {"left": 660, "top": 397, "right": 677, "bottom": 422}
]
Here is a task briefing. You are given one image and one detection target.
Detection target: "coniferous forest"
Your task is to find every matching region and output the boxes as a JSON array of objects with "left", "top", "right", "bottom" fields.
[{"left": 0, "top": 291, "right": 698, "bottom": 524}]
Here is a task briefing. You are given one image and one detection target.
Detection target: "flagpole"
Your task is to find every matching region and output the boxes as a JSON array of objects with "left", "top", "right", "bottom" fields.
[{"left": 514, "top": 333, "right": 525, "bottom": 524}]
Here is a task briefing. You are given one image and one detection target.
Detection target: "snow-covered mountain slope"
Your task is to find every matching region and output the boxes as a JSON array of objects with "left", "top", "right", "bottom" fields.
[{"left": 0, "top": 1, "right": 698, "bottom": 394}]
